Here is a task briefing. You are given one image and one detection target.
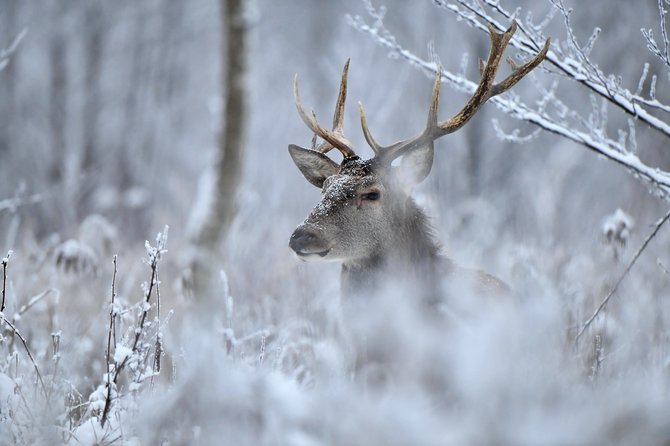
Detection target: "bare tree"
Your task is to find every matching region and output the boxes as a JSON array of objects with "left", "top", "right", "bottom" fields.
[
  {"left": 81, "top": 2, "right": 104, "bottom": 176},
  {"left": 0, "top": 0, "right": 20, "bottom": 157},
  {"left": 48, "top": 9, "right": 67, "bottom": 186},
  {"left": 188, "top": 0, "right": 248, "bottom": 298}
]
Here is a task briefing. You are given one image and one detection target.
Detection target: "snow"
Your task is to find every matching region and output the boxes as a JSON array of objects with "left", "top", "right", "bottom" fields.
[
  {"left": 68, "top": 417, "right": 108, "bottom": 446},
  {"left": 1, "top": 250, "right": 12, "bottom": 265},
  {"left": 114, "top": 345, "right": 133, "bottom": 364},
  {"left": 87, "top": 384, "right": 108, "bottom": 413}
]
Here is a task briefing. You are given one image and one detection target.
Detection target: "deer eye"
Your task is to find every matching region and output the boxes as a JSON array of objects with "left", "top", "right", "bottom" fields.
[{"left": 362, "top": 191, "right": 380, "bottom": 201}]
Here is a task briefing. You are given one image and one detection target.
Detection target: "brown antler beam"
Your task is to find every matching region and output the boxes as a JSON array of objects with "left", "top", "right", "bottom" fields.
[
  {"left": 362, "top": 21, "right": 549, "bottom": 164},
  {"left": 293, "top": 60, "right": 357, "bottom": 159}
]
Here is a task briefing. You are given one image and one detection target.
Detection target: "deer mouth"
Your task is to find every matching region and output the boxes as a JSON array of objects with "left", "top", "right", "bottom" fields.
[{"left": 294, "top": 248, "right": 332, "bottom": 261}]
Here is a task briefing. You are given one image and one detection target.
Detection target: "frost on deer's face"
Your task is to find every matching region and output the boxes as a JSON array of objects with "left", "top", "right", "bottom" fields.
[{"left": 289, "top": 157, "right": 403, "bottom": 265}]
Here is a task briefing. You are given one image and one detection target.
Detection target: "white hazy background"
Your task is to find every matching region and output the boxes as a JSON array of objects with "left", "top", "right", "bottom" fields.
[{"left": 1, "top": 0, "right": 670, "bottom": 444}]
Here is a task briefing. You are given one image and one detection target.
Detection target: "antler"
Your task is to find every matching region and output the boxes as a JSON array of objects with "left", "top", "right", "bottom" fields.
[
  {"left": 358, "top": 21, "right": 550, "bottom": 164},
  {"left": 293, "top": 59, "right": 357, "bottom": 159}
]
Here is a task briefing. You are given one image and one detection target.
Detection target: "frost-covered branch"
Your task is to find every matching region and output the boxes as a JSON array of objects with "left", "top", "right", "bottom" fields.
[
  {"left": 0, "top": 251, "right": 48, "bottom": 401},
  {"left": 12, "top": 288, "right": 59, "bottom": 323},
  {"left": 113, "top": 227, "right": 168, "bottom": 384},
  {"left": 348, "top": 0, "right": 670, "bottom": 199},
  {"left": 642, "top": 0, "right": 670, "bottom": 69},
  {"left": 435, "top": 0, "right": 670, "bottom": 129},
  {"left": 1, "top": 251, "right": 11, "bottom": 313},
  {"left": 97, "top": 227, "right": 168, "bottom": 427},
  {"left": 1, "top": 317, "right": 48, "bottom": 401}
]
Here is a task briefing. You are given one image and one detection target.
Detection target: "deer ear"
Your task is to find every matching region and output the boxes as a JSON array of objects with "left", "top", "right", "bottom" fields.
[
  {"left": 396, "top": 144, "right": 434, "bottom": 191},
  {"left": 288, "top": 144, "right": 340, "bottom": 188}
]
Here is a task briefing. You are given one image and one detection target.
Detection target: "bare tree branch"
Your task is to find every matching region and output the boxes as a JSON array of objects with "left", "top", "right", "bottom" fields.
[{"left": 349, "top": 1, "right": 670, "bottom": 199}]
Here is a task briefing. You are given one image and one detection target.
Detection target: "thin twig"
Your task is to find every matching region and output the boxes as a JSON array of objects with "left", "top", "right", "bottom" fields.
[
  {"left": 1, "top": 250, "right": 12, "bottom": 312},
  {"left": 101, "top": 255, "right": 118, "bottom": 428},
  {"left": 659, "top": 0, "right": 670, "bottom": 63},
  {"left": 151, "top": 260, "right": 163, "bottom": 384},
  {"left": 112, "top": 228, "right": 168, "bottom": 385},
  {"left": 0, "top": 194, "right": 42, "bottom": 214},
  {"left": 14, "top": 288, "right": 59, "bottom": 320},
  {"left": 127, "top": 254, "right": 158, "bottom": 361},
  {"left": 575, "top": 207, "right": 670, "bottom": 344},
  {"left": 47, "top": 331, "right": 61, "bottom": 404},
  {"left": 1, "top": 317, "right": 48, "bottom": 399}
]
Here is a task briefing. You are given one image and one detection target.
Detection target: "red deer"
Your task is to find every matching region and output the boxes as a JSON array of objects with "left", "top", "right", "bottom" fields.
[{"left": 288, "top": 23, "right": 549, "bottom": 304}]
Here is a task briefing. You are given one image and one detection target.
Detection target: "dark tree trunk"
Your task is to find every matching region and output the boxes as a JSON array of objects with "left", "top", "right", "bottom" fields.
[
  {"left": 188, "top": 0, "right": 248, "bottom": 298},
  {"left": 194, "top": 0, "right": 247, "bottom": 247},
  {"left": 81, "top": 2, "right": 103, "bottom": 175},
  {"left": 0, "top": 0, "right": 18, "bottom": 157},
  {"left": 49, "top": 25, "right": 67, "bottom": 184}
]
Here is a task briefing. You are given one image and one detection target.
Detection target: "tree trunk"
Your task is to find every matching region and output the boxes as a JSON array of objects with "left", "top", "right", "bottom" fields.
[
  {"left": 48, "top": 28, "right": 67, "bottom": 185},
  {"left": 188, "top": 0, "right": 247, "bottom": 298},
  {"left": 0, "top": 0, "right": 18, "bottom": 157},
  {"left": 81, "top": 2, "right": 103, "bottom": 175}
]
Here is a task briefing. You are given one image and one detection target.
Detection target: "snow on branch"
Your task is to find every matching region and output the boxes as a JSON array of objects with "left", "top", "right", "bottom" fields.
[
  {"left": 99, "top": 227, "right": 169, "bottom": 427},
  {"left": 440, "top": 0, "right": 670, "bottom": 131},
  {"left": 642, "top": 0, "right": 670, "bottom": 69},
  {"left": 348, "top": 0, "right": 670, "bottom": 200}
]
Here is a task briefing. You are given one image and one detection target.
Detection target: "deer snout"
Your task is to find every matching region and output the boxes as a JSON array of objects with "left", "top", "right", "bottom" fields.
[{"left": 289, "top": 226, "right": 331, "bottom": 260}]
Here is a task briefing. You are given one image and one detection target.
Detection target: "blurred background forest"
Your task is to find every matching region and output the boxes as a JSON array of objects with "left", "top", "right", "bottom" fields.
[
  {"left": 2, "top": 0, "right": 667, "bottom": 271},
  {"left": 2, "top": 0, "right": 670, "bottom": 444}
]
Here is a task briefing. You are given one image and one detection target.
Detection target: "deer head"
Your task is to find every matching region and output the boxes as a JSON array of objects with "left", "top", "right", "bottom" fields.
[{"left": 288, "top": 22, "right": 549, "bottom": 268}]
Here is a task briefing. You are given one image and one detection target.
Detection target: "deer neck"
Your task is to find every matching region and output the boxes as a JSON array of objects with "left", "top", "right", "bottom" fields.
[{"left": 340, "top": 198, "right": 443, "bottom": 299}]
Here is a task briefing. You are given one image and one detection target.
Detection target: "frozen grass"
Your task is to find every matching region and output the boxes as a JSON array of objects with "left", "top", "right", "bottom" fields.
[{"left": 0, "top": 205, "right": 669, "bottom": 445}]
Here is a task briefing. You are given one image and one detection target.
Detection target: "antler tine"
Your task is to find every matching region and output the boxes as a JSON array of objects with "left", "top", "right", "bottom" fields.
[
  {"left": 376, "top": 21, "right": 549, "bottom": 164},
  {"left": 489, "top": 36, "right": 550, "bottom": 97},
  {"left": 427, "top": 66, "right": 441, "bottom": 128},
  {"left": 359, "top": 67, "right": 441, "bottom": 158},
  {"left": 358, "top": 101, "right": 382, "bottom": 156},
  {"left": 375, "top": 66, "right": 443, "bottom": 163},
  {"left": 293, "top": 61, "right": 357, "bottom": 159},
  {"left": 332, "top": 59, "right": 349, "bottom": 133},
  {"left": 435, "top": 21, "right": 518, "bottom": 135}
]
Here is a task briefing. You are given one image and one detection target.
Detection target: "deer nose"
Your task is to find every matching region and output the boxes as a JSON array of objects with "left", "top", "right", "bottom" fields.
[{"left": 289, "top": 227, "right": 319, "bottom": 253}]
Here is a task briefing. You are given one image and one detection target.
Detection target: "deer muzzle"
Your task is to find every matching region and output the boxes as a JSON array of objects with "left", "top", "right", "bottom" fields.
[{"left": 289, "top": 226, "right": 332, "bottom": 260}]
